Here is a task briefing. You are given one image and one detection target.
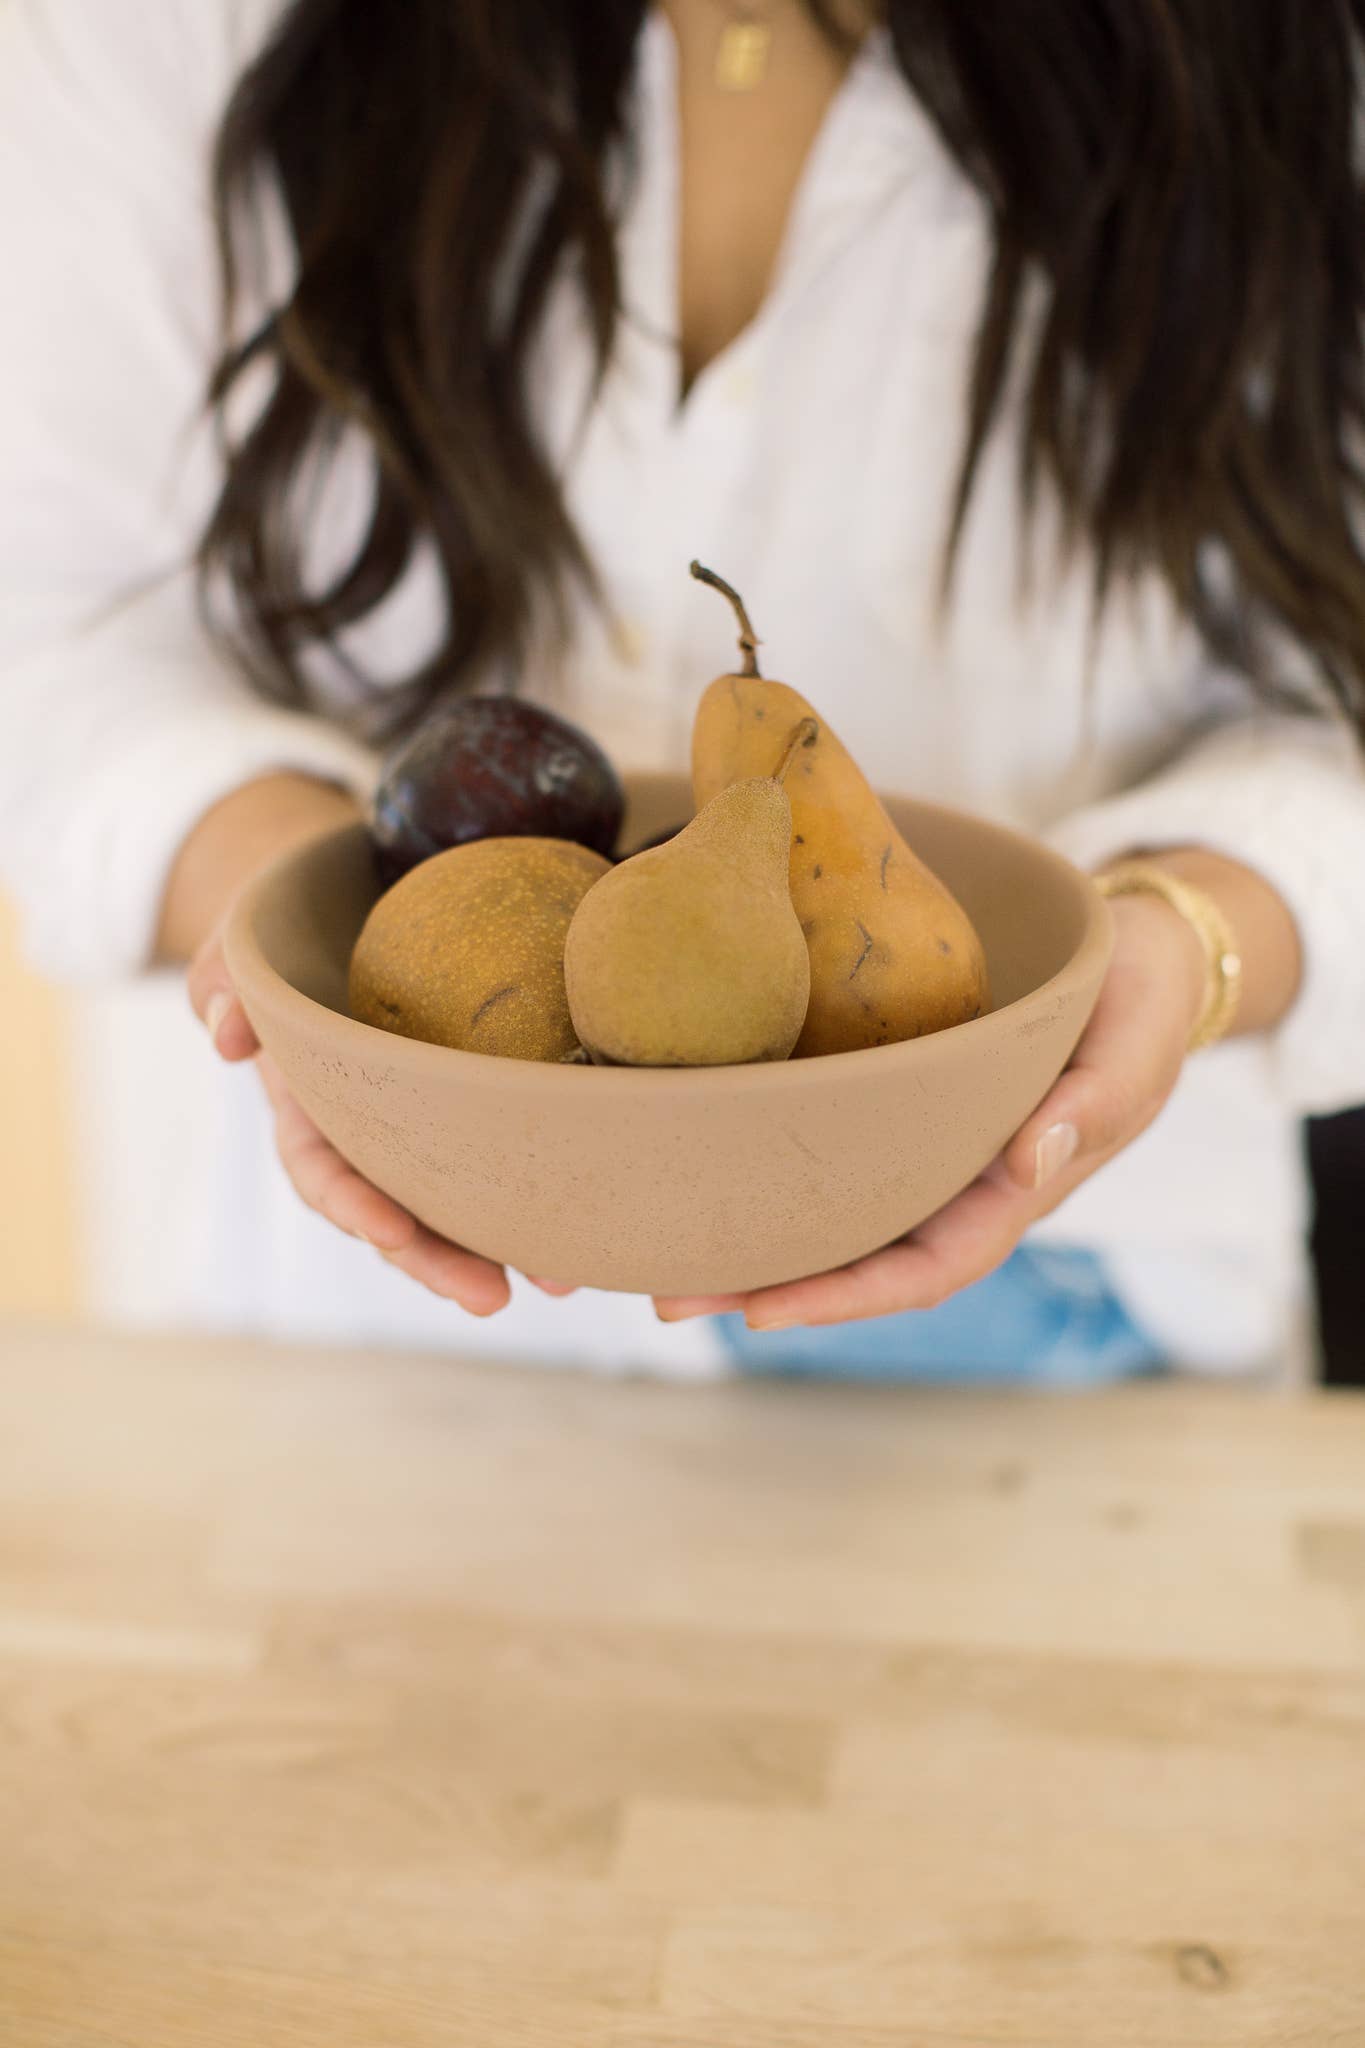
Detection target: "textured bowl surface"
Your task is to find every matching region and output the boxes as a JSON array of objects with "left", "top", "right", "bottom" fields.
[{"left": 225, "top": 776, "right": 1113, "bottom": 1297}]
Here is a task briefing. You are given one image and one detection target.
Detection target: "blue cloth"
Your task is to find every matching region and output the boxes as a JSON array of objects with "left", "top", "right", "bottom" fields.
[{"left": 713, "top": 1244, "right": 1167, "bottom": 1385}]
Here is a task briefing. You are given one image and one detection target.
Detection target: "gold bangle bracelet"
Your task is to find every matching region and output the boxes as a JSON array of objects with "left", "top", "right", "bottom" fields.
[{"left": 1093, "top": 862, "right": 1244, "bottom": 1052}]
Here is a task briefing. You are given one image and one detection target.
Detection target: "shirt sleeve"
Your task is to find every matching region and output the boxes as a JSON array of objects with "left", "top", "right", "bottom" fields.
[
  {"left": 0, "top": 0, "right": 379, "bottom": 984},
  {"left": 1046, "top": 676, "right": 1365, "bottom": 1119}
]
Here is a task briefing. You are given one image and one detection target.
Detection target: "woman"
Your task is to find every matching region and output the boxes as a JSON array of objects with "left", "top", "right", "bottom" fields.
[{"left": 1, "top": 0, "right": 1361, "bottom": 1379}]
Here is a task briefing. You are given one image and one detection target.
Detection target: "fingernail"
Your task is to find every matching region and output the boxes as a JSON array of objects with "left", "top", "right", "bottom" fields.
[
  {"left": 1033, "top": 1121, "right": 1079, "bottom": 1188},
  {"left": 205, "top": 992, "right": 231, "bottom": 1047},
  {"left": 747, "top": 1316, "right": 802, "bottom": 1334}
]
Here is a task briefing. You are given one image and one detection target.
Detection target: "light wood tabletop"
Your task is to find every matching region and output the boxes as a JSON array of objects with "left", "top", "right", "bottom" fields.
[{"left": 2, "top": 1321, "right": 1364, "bottom": 2046}]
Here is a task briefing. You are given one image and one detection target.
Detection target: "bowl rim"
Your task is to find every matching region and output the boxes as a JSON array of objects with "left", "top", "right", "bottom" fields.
[{"left": 225, "top": 812, "right": 1114, "bottom": 1097}]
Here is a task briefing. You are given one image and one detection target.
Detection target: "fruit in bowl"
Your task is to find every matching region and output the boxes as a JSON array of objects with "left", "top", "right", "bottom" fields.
[
  {"left": 346, "top": 567, "right": 994, "bottom": 1075},
  {"left": 226, "top": 823, "right": 1111, "bottom": 1303},
  {"left": 563, "top": 721, "right": 818, "bottom": 1068},
  {"left": 224, "top": 565, "right": 1110, "bottom": 1296},
  {"left": 688, "top": 565, "right": 990, "bottom": 1056},
  {"left": 370, "top": 696, "right": 624, "bottom": 888},
  {"left": 349, "top": 837, "right": 610, "bottom": 1061}
]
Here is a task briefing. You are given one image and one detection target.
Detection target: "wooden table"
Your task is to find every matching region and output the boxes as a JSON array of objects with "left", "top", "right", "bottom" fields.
[{"left": 2, "top": 1322, "right": 1364, "bottom": 2046}]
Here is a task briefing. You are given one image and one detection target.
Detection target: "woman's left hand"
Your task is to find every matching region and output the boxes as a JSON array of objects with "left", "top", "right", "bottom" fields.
[{"left": 653, "top": 891, "right": 1209, "bottom": 1333}]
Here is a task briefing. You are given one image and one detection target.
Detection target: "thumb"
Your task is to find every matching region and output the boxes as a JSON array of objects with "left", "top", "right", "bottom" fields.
[
  {"left": 995, "top": 962, "right": 1189, "bottom": 1195},
  {"left": 187, "top": 932, "right": 259, "bottom": 1064}
]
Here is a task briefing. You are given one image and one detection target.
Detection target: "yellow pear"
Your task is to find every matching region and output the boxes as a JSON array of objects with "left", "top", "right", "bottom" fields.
[
  {"left": 690, "top": 563, "right": 990, "bottom": 1057},
  {"left": 349, "top": 836, "right": 610, "bottom": 1061},
  {"left": 563, "top": 760, "right": 811, "bottom": 1067}
]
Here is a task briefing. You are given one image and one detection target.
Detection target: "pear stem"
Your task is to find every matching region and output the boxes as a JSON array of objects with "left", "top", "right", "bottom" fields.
[
  {"left": 773, "top": 718, "right": 819, "bottom": 784},
  {"left": 690, "top": 560, "right": 762, "bottom": 678}
]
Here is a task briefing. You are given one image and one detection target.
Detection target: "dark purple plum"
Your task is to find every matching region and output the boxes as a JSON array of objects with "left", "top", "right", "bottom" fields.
[{"left": 371, "top": 697, "right": 625, "bottom": 887}]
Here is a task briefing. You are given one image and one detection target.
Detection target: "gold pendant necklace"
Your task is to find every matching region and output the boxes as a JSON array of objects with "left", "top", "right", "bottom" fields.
[
  {"left": 715, "top": 12, "right": 773, "bottom": 91},
  {"left": 697, "top": 0, "right": 777, "bottom": 92}
]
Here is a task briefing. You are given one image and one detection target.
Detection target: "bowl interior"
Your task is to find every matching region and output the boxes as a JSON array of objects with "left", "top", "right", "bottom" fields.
[{"left": 253, "top": 774, "right": 1090, "bottom": 1032}]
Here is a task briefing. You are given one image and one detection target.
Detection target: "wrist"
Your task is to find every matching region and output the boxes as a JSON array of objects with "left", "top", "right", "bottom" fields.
[
  {"left": 157, "top": 772, "right": 364, "bottom": 965},
  {"left": 1105, "top": 888, "right": 1209, "bottom": 1045},
  {"left": 1093, "top": 842, "right": 1302, "bottom": 1042}
]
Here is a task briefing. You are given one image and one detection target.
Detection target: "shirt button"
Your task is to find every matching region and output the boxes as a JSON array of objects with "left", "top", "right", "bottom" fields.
[
  {"left": 722, "top": 362, "right": 758, "bottom": 406},
  {"left": 611, "top": 617, "right": 648, "bottom": 667}
]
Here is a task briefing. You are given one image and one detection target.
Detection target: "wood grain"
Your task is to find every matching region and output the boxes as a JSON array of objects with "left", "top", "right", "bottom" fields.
[{"left": 1, "top": 1322, "right": 1363, "bottom": 2045}]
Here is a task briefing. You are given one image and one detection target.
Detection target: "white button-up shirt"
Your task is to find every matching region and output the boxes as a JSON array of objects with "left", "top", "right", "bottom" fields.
[{"left": 2, "top": 0, "right": 1362, "bottom": 1372}]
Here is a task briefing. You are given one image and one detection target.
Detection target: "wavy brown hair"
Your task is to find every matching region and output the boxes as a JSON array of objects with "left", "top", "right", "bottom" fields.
[{"left": 201, "top": 0, "right": 1365, "bottom": 740}]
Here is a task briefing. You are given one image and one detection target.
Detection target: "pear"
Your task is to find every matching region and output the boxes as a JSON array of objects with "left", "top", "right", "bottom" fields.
[
  {"left": 563, "top": 747, "right": 812, "bottom": 1067},
  {"left": 690, "top": 563, "right": 990, "bottom": 1057},
  {"left": 349, "top": 836, "right": 610, "bottom": 1061}
]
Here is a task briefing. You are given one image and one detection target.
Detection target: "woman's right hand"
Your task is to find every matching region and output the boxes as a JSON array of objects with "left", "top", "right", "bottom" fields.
[
  {"left": 165, "top": 774, "right": 520, "bottom": 1316},
  {"left": 188, "top": 926, "right": 514, "bottom": 1314}
]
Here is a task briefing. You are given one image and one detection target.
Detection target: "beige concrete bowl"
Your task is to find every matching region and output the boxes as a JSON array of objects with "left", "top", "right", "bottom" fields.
[{"left": 225, "top": 776, "right": 1112, "bottom": 1297}]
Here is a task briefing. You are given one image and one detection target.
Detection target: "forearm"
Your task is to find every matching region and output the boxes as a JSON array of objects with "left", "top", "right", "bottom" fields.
[
  {"left": 1095, "top": 845, "right": 1304, "bottom": 1041},
  {"left": 154, "top": 773, "right": 364, "bottom": 966},
  {"left": 155, "top": 782, "right": 1303, "bottom": 1040}
]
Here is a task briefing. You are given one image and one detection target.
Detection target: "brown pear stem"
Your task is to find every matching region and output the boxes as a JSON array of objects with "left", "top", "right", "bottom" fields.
[
  {"left": 773, "top": 717, "right": 819, "bottom": 785},
  {"left": 690, "top": 560, "right": 762, "bottom": 678}
]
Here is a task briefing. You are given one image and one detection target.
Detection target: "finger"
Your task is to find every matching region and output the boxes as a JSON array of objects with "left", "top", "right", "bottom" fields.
[
  {"left": 382, "top": 1222, "right": 511, "bottom": 1315},
  {"left": 263, "top": 1066, "right": 511, "bottom": 1310},
  {"left": 654, "top": 1293, "right": 748, "bottom": 1322},
  {"left": 264, "top": 1065, "right": 421, "bottom": 1252},
  {"left": 187, "top": 943, "right": 259, "bottom": 1063},
  {"left": 253, "top": 1050, "right": 509, "bottom": 1312},
  {"left": 740, "top": 1171, "right": 1035, "bottom": 1330},
  {"left": 528, "top": 1279, "right": 580, "bottom": 1297},
  {"left": 998, "top": 969, "right": 1186, "bottom": 1193}
]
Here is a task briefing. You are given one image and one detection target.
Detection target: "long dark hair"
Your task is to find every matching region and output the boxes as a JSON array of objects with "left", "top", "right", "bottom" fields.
[{"left": 201, "top": 0, "right": 1365, "bottom": 740}]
